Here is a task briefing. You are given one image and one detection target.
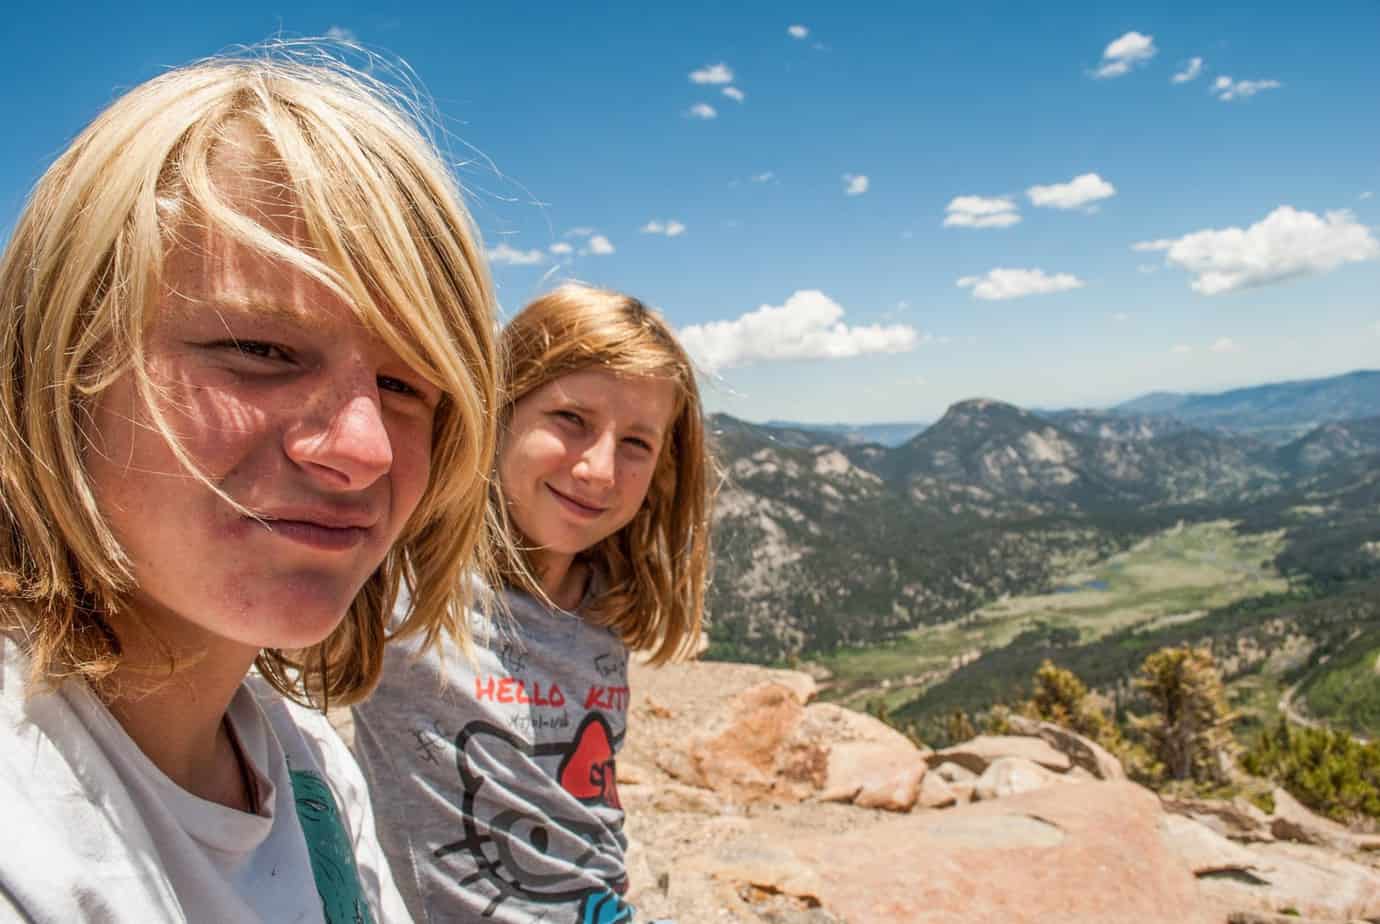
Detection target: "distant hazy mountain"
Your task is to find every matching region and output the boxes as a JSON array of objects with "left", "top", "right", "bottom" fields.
[
  {"left": 1110, "top": 369, "right": 1380, "bottom": 442},
  {"left": 1275, "top": 417, "right": 1380, "bottom": 475},
  {"left": 763, "top": 419, "right": 930, "bottom": 448}
]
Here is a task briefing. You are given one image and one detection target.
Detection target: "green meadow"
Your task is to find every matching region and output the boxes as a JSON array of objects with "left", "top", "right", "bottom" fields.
[{"left": 815, "top": 520, "right": 1288, "bottom": 711}]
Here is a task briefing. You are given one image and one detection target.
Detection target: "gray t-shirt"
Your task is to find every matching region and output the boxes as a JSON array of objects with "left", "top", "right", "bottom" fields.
[{"left": 353, "top": 587, "right": 631, "bottom": 923}]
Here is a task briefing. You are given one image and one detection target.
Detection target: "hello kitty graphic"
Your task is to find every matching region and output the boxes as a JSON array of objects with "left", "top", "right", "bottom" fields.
[{"left": 433, "top": 714, "right": 629, "bottom": 921}]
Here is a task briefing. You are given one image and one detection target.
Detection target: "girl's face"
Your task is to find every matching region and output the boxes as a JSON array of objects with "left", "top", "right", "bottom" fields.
[
  {"left": 84, "top": 198, "right": 439, "bottom": 660},
  {"left": 499, "top": 368, "right": 676, "bottom": 564}
]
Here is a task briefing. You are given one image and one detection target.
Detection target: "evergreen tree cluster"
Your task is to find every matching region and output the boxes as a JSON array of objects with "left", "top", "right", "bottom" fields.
[{"left": 1243, "top": 719, "right": 1380, "bottom": 822}]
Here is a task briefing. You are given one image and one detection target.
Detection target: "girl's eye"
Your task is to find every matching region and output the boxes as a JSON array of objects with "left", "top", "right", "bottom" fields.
[
  {"left": 625, "top": 437, "right": 654, "bottom": 454},
  {"left": 554, "top": 410, "right": 583, "bottom": 427}
]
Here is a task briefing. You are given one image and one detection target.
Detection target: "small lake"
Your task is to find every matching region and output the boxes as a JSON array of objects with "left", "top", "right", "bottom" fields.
[{"left": 1053, "top": 579, "right": 1110, "bottom": 594}]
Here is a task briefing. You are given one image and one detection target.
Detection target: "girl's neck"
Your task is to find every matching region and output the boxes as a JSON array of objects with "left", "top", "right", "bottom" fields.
[{"left": 530, "top": 550, "right": 588, "bottom": 611}]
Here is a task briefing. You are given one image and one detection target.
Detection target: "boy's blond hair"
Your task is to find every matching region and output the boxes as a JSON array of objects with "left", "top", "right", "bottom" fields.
[
  {"left": 0, "top": 50, "right": 498, "bottom": 707},
  {"left": 496, "top": 284, "right": 716, "bottom": 664}
]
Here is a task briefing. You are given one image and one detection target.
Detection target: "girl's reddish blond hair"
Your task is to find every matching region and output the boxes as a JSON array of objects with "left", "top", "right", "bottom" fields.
[{"left": 496, "top": 284, "right": 717, "bottom": 663}]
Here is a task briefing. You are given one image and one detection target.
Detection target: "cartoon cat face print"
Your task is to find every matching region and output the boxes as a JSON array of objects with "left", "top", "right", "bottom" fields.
[{"left": 434, "top": 716, "right": 626, "bottom": 917}]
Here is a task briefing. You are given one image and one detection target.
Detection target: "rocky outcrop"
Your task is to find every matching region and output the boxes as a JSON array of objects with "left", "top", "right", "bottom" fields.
[
  {"left": 973, "top": 755, "right": 1068, "bottom": 801},
  {"left": 928, "top": 733, "right": 1073, "bottom": 775},
  {"left": 1004, "top": 713, "right": 1127, "bottom": 780},
  {"left": 621, "top": 658, "right": 1380, "bottom": 923}
]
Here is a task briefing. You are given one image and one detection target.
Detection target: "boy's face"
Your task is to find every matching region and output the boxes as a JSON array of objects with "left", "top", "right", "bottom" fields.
[{"left": 84, "top": 153, "right": 439, "bottom": 660}]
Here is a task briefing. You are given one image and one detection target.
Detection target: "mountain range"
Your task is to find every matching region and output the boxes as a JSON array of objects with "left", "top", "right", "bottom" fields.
[{"left": 705, "top": 369, "right": 1380, "bottom": 663}]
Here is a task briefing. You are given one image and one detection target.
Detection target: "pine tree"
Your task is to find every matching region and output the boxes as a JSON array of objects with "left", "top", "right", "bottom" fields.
[
  {"left": 1020, "top": 659, "right": 1121, "bottom": 751},
  {"left": 1133, "top": 645, "right": 1237, "bottom": 784}
]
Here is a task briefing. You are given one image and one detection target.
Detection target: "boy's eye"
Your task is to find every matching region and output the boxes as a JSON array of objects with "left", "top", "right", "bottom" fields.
[
  {"left": 378, "top": 375, "right": 422, "bottom": 398},
  {"left": 209, "top": 338, "right": 292, "bottom": 361}
]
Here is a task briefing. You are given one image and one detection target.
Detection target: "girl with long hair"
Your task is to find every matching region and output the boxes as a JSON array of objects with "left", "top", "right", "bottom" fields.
[{"left": 354, "top": 284, "right": 715, "bottom": 922}]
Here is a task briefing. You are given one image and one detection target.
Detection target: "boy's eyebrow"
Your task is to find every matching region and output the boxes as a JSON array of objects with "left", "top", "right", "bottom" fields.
[{"left": 202, "top": 295, "right": 329, "bottom": 328}]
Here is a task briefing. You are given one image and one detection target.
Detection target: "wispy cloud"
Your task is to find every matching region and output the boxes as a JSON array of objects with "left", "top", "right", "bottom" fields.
[
  {"left": 1027, "top": 173, "right": 1116, "bottom": 211},
  {"left": 1112, "top": 312, "right": 1131, "bottom": 322},
  {"left": 1212, "top": 76, "right": 1281, "bottom": 101},
  {"left": 690, "top": 63, "right": 734, "bottom": 85},
  {"left": 722, "top": 86, "right": 745, "bottom": 102},
  {"left": 325, "top": 25, "right": 357, "bottom": 42},
  {"left": 565, "top": 227, "right": 595, "bottom": 239},
  {"left": 943, "top": 195, "right": 1021, "bottom": 229},
  {"left": 787, "top": 24, "right": 809, "bottom": 39},
  {"left": 843, "top": 174, "right": 870, "bottom": 196},
  {"left": 584, "top": 235, "right": 615, "bottom": 256},
  {"left": 487, "top": 242, "right": 546, "bottom": 266},
  {"left": 1362, "top": 191, "right": 1375, "bottom": 201},
  {"left": 1171, "top": 57, "right": 1204, "bottom": 84},
  {"left": 956, "top": 268, "right": 1085, "bottom": 300},
  {"left": 751, "top": 171, "right": 775, "bottom": 184},
  {"left": 1210, "top": 337, "right": 1242, "bottom": 353},
  {"left": 687, "top": 103, "right": 718, "bottom": 120},
  {"left": 1132, "top": 206, "right": 1379, "bottom": 295},
  {"left": 1373, "top": 320, "right": 1380, "bottom": 336},
  {"left": 1171, "top": 344, "right": 1193, "bottom": 354},
  {"left": 641, "top": 219, "right": 686, "bottom": 237},
  {"left": 549, "top": 242, "right": 573, "bottom": 255},
  {"left": 1093, "top": 31, "right": 1156, "bottom": 79},
  {"left": 678, "top": 290, "right": 921, "bottom": 373}
]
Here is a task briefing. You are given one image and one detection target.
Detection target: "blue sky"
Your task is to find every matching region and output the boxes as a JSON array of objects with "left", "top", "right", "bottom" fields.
[{"left": 3, "top": 1, "right": 1377, "bottom": 423}]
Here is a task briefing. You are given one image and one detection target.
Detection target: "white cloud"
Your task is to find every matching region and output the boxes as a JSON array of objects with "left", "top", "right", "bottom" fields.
[
  {"left": 722, "top": 86, "right": 745, "bottom": 102},
  {"left": 843, "top": 174, "right": 869, "bottom": 196},
  {"left": 1171, "top": 344, "right": 1193, "bottom": 354},
  {"left": 1362, "top": 191, "right": 1375, "bottom": 201},
  {"left": 1171, "top": 57, "right": 1204, "bottom": 84},
  {"left": 1094, "top": 31, "right": 1156, "bottom": 78},
  {"left": 641, "top": 220, "right": 686, "bottom": 238},
  {"left": 788, "top": 24, "right": 809, "bottom": 39},
  {"left": 1132, "top": 206, "right": 1379, "bottom": 295},
  {"left": 752, "top": 171, "right": 775, "bottom": 183},
  {"left": 1210, "top": 337, "right": 1241, "bottom": 353},
  {"left": 943, "top": 195, "right": 1021, "bottom": 229},
  {"left": 687, "top": 103, "right": 718, "bottom": 120},
  {"left": 325, "top": 25, "right": 357, "bottom": 42},
  {"left": 584, "top": 235, "right": 615, "bottom": 256},
  {"left": 487, "top": 242, "right": 546, "bottom": 266},
  {"left": 690, "top": 63, "right": 734, "bottom": 85},
  {"left": 549, "top": 242, "right": 573, "bottom": 255},
  {"left": 1212, "top": 76, "right": 1282, "bottom": 101},
  {"left": 677, "top": 290, "right": 920, "bottom": 373},
  {"left": 956, "top": 268, "right": 1085, "bottom": 301},
  {"left": 1027, "top": 173, "right": 1117, "bottom": 211}
]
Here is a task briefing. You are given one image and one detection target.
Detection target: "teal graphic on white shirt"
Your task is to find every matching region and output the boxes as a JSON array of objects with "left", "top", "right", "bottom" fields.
[{"left": 290, "top": 769, "right": 375, "bottom": 924}]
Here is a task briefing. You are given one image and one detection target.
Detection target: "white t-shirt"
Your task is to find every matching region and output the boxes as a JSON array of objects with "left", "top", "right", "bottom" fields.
[{"left": 0, "top": 635, "right": 411, "bottom": 923}]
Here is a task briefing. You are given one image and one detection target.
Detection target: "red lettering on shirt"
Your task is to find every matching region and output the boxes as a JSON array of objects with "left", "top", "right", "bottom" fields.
[
  {"left": 497, "top": 678, "right": 515, "bottom": 704},
  {"left": 584, "top": 685, "right": 630, "bottom": 710},
  {"left": 515, "top": 680, "right": 531, "bottom": 705},
  {"left": 474, "top": 676, "right": 497, "bottom": 701}
]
